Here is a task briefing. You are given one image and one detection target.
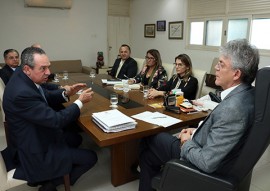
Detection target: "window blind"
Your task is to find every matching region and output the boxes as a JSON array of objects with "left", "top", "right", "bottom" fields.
[
  {"left": 228, "top": 0, "right": 270, "bottom": 15},
  {"left": 188, "top": 0, "right": 226, "bottom": 18},
  {"left": 188, "top": 0, "right": 270, "bottom": 18}
]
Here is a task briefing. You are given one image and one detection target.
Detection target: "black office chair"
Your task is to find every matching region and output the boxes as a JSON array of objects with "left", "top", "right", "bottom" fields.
[{"left": 152, "top": 67, "right": 270, "bottom": 191}]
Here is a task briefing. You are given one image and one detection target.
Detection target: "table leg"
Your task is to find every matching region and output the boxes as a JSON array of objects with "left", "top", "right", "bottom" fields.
[{"left": 111, "top": 140, "right": 140, "bottom": 186}]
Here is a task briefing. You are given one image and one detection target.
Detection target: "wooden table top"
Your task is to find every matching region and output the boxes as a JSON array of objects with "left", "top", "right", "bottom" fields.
[{"left": 59, "top": 73, "right": 208, "bottom": 147}]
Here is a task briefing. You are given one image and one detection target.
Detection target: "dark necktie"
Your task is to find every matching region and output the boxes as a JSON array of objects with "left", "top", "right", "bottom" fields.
[{"left": 38, "top": 86, "right": 47, "bottom": 103}]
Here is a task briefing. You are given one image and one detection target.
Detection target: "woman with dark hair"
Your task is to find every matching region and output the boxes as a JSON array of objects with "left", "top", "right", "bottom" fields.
[
  {"left": 129, "top": 49, "right": 167, "bottom": 89},
  {"left": 148, "top": 54, "right": 198, "bottom": 100}
]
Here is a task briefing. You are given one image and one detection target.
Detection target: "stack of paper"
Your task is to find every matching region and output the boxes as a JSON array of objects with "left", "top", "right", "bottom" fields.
[
  {"left": 113, "top": 83, "right": 140, "bottom": 90},
  {"left": 101, "top": 79, "right": 122, "bottom": 85},
  {"left": 92, "top": 109, "right": 137, "bottom": 133}
]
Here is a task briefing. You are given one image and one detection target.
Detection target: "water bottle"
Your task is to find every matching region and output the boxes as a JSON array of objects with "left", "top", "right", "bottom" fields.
[{"left": 175, "top": 89, "right": 184, "bottom": 106}]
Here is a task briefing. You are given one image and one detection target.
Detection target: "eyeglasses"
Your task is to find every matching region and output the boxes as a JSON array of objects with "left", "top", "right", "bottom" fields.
[
  {"left": 215, "top": 61, "right": 226, "bottom": 70},
  {"left": 174, "top": 63, "right": 185, "bottom": 67},
  {"left": 145, "top": 56, "right": 155, "bottom": 60},
  {"left": 7, "top": 56, "right": 19, "bottom": 60}
]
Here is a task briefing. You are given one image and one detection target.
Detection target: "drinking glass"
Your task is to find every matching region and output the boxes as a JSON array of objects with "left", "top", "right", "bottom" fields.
[
  {"left": 53, "top": 73, "right": 59, "bottom": 82},
  {"left": 90, "top": 70, "right": 96, "bottom": 78},
  {"left": 63, "top": 71, "right": 68, "bottom": 80},
  {"left": 143, "top": 85, "right": 149, "bottom": 99},
  {"left": 110, "top": 93, "right": 118, "bottom": 108},
  {"left": 122, "top": 80, "right": 130, "bottom": 93}
]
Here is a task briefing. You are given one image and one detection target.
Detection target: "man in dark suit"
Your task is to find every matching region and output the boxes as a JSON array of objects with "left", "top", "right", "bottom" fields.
[
  {"left": 138, "top": 39, "right": 260, "bottom": 191},
  {"left": 0, "top": 48, "right": 59, "bottom": 89},
  {"left": 110, "top": 44, "right": 137, "bottom": 79},
  {"left": 3, "top": 47, "right": 97, "bottom": 191},
  {"left": 0, "top": 49, "right": 20, "bottom": 85},
  {"left": 1, "top": 48, "right": 82, "bottom": 148}
]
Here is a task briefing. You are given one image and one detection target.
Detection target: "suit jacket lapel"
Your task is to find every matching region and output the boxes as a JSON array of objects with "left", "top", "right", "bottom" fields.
[{"left": 193, "top": 83, "right": 252, "bottom": 136}]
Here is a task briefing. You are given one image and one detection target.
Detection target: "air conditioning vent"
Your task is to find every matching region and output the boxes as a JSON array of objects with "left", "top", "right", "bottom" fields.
[{"left": 25, "top": 0, "right": 72, "bottom": 9}]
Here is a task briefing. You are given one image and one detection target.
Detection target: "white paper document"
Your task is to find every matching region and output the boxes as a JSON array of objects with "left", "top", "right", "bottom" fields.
[
  {"left": 131, "top": 111, "right": 182, "bottom": 128},
  {"left": 113, "top": 83, "right": 140, "bottom": 90},
  {"left": 101, "top": 79, "right": 122, "bottom": 85},
  {"left": 92, "top": 109, "right": 137, "bottom": 133}
]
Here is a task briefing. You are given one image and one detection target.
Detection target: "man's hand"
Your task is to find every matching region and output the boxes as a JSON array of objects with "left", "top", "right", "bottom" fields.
[
  {"left": 64, "top": 83, "right": 87, "bottom": 96},
  {"left": 78, "top": 88, "right": 94, "bottom": 104},
  {"left": 179, "top": 128, "right": 196, "bottom": 146}
]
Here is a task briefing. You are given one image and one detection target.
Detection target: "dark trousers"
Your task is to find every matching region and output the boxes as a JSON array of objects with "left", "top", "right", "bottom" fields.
[
  {"left": 53, "top": 148, "right": 97, "bottom": 186},
  {"left": 63, "top": 130, "right": 82, "bottom": 148},
  {"left": 139, "top": 132, "right": 181, "bottom": 191}
]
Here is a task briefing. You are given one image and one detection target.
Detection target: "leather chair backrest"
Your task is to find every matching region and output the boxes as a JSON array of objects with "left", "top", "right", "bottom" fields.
[
  {"left": 228, "top": 67, "right": 270, "bottom": 182},
  {"left": 163, "top": 63, "right": 175, "bottom": 80},
  {"left": 0, "top": 151, "right": 26, "bottom": 190},
  {"left": 0, "top": 78, "right": 5, "bottom": 122},
  {"left": 192, "top": 68, "right": 206, "bottom": 99},
  {"left": 133, "top": 58, "right": 146, "bottom": 74}
]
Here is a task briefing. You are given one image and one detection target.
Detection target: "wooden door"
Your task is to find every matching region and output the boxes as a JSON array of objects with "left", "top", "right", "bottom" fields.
[{"left": 108, "top": 16, "right": 130, "bottom": 67}]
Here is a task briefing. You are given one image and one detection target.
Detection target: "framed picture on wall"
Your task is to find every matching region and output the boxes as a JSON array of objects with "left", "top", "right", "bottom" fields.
[
  {"left": 144, "top": 24, "right": 155, "bottom": 38},
  {"left": 157, "top": 20, "right": 166, "bottom": 31},
  {"left": 169, "top": 21, "right": 184, "bottom": 39}
]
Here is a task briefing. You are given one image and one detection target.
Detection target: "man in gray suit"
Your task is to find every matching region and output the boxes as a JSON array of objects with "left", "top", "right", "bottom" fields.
[{"left": 138, "top": 39, "right": 259, "bottom": 191}]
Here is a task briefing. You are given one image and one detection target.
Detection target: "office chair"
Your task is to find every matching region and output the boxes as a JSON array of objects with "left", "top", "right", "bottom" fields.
[
  {"left": 0, "top": 151, "right": 27, "bottom": 190},
  {"left": 192, "top": 68, "right": 207, "bottom": 99},
  {"left": 152, "top": 67, "right": 270, "bottom": 191}
]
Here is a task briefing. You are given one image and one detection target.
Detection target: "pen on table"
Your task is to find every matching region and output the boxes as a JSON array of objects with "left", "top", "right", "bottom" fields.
[
  {"left": 152, "top": 116, "right": 167, "bottom": 119},
  {"left": 187, "top": 111, "right": 199, "bottom": 115}
]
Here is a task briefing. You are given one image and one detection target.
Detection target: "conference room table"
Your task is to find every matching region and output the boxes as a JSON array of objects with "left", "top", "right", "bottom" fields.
[{"left": 57, "top": 73, "right": 208, "bottom": 186}]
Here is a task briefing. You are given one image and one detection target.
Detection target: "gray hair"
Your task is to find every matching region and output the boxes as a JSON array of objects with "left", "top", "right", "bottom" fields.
[
  {"left": 21, "top": 47, "right": 46, "bottom": 68},
  {"left": 219, "top": 39, "right": 259, "bottom": 84}
]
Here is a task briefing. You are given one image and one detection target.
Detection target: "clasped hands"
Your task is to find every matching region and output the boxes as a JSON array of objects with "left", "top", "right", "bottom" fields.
[
  {"left": 179, "top": 128, "right": 196, "bottom": 146},
  {"left": 63, "top": 83, "right": 94, "bottom": 104}
]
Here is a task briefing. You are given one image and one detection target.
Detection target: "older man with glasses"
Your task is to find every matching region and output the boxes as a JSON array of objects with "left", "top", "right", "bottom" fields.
[
  {"left": 138, "top": 39, "right": 259, "bottom": 191},
  {"left": 0, "top": 49, "right": 20, "bottom": 85}
]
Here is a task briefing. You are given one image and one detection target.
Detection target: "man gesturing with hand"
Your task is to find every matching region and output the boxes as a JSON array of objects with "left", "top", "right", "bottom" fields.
[{"left": 3, "top": 47, "right": 97, "bottom": 191}]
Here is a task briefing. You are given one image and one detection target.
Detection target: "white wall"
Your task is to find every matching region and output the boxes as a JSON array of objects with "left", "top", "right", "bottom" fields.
[
  {"left": 130, "top": 0, "right": 270, "bottom": 71},
  {"left": 0, "top": 0, "right": 108, "bottom": 67},
  {"left": 1, "top": 0, "right": 268, "bottom": 70}
]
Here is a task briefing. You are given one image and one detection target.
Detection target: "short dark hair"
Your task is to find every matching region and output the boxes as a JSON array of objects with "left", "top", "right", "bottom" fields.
[
  {"left": 120, "top": 44, "right": 131, "bottom": 52},
  {"left": 3, "top": 49, "right": 19, "bottom": 59},
  {"left": 21, "top": 47, "right": 46, "bottom": 68}
]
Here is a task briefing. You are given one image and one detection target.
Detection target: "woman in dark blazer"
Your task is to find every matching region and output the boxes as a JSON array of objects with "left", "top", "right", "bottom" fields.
[{"left": 148, "top": 54, "right": 198, "bottom": 100}]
